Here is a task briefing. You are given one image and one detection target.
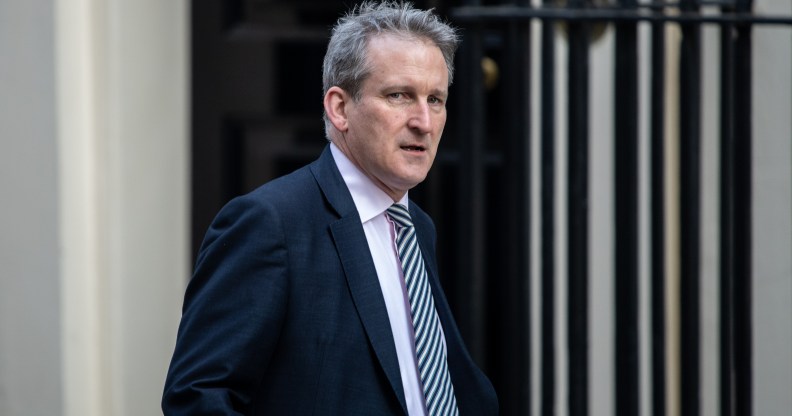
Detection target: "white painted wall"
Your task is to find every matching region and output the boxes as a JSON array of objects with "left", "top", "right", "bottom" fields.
[
  {"left": 0, "top": 1, "right": 62, "bottom": 415},
  {"left": 752, "top": 2, "right": 792, "bottom": 416},
  {"left": 0, "top": 0, "right": 188, "bottom": 415}
]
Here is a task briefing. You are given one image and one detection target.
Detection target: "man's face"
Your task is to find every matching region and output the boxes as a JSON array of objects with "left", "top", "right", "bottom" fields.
[{"left": 334, "top": 34, "right": 449, "bottom": 201}]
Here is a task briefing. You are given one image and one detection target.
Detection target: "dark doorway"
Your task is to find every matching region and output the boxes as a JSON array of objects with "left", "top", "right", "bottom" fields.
[{"left": 191, "top": 1, "right": 527, "bottom": 414}]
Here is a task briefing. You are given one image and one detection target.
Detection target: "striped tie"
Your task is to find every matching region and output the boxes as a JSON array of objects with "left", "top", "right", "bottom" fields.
[{"left": 387, "top": 204, "right": 459, "bottom": 416}]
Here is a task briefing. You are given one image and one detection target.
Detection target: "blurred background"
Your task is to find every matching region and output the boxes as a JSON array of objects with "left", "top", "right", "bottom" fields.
[{"left": 1, "top": 0, "right": 790, "bottom": 415}]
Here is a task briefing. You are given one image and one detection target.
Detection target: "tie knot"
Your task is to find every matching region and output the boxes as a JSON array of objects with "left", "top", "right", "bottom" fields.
[{"left": 386, "top": 204, "right": 413, "bottom": 229}]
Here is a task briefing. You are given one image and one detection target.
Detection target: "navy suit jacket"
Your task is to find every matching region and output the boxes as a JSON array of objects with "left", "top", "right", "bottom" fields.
[{"left": 162, "top": 146, "right": 498, "bottom": 415}]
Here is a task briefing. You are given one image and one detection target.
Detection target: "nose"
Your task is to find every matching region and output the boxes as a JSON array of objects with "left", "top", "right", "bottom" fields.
[{"left": 407, "top": 101, "right": 432, "bottom": 134}]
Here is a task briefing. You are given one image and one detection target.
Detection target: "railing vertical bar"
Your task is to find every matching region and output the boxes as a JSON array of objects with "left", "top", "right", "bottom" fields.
[
  {"left": 719, "top": 11, "right": 736, "bottom": 416},
  {"left": 501, "top": 8, "right": 532, "bottom": 414},
  {"left": 650, "top": 12, "right": 668, "bottom": 416},
  {"left": 678, "top": 0, "right": 703, "bottom": 414},
  {"left": 567, "top": 1, "right": 590, "bottom": 415},
  {"left": 732, "top": 1, "right": 753, "bottom": 412},
  {"left": 614, "top": 0, "right": 641, "bottom": 414},
  {"left": 540, "top": 8, "right": 557, "bottom": 416},
  {"left": 454, "top": 9, "right": 488, "bottom": 364}
]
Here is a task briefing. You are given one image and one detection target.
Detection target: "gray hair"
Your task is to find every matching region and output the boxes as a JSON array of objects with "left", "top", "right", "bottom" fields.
[{"left": 322, "top": 1, "right": 460, "bottom": 137}]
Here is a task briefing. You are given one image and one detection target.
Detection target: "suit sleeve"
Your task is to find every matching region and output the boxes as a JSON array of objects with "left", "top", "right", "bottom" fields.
[{"left": 162, "top": 194, "right": 289, "bottom": 415}]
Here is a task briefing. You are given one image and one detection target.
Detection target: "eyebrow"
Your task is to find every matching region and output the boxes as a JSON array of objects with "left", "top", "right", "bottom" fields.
[
  {"left": 385, "top": 85, "right": 448, "bottom": 98},
  {"left": 430, "top": 88, "right": 449, "bottom": 99}
]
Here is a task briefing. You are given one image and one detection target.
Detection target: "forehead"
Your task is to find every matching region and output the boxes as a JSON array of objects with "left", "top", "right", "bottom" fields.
[
  {"left": 365, "top": 33, "right": 439, "bottom": 62},
  {"left": 363, "top": 34, "right": 448, "bottom": 85}
]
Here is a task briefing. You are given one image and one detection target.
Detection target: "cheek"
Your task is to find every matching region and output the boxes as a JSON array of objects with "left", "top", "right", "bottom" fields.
[
  {"left": 433, "top": 112, "right": 447, "bottom": 129},
  {"left": 435, "top": 127, "right": 445, "bottom": 143},
  {"left": 361, "top": 110, "right": 395, "bottom": 135}
]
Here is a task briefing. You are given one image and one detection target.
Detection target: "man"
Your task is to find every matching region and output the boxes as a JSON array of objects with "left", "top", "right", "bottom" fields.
[{"left": 162, "top": 2, "right": 498, "bottom": 415}]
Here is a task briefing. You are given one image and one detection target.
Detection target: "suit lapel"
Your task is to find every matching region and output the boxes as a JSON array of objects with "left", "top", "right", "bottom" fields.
[
  {"left": 411, "top": 206, "right": 469, "bottom": 383},
  {"left": 310, "top": 146, "right": 408, "bottom": 414}
]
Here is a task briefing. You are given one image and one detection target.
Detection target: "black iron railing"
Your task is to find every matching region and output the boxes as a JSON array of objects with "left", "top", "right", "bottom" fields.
[{"left": 432, "top": 1, "right": 792, "bottom": 415}]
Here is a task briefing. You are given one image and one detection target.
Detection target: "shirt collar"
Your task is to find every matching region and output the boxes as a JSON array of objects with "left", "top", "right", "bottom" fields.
[{"left": 330, "top": 142, "right": 408, "bottom": 223}]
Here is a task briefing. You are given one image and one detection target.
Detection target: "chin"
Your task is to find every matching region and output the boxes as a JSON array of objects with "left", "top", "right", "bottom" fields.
[
  {"left": 391, "top": 167, "right": 431, "bottom": 188},
  {"left": 402, "top": 175, "right": 428, "bottom": 189}
]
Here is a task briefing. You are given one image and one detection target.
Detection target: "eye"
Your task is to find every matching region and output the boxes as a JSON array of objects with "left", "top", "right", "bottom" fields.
[
  {"left": 428, "top": 96, "right": 444, "bottom": 105},
  {"left": 388, "top": 92, "right": 404, "bottom": 99}
]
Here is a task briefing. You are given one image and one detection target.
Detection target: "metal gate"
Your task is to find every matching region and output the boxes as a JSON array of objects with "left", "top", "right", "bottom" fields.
[{"left": 415, "top": 1, "right": 792, "bottom": 415}]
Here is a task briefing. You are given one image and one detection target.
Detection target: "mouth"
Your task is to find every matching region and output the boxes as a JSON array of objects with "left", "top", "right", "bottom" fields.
[{"left": 401, "top": 145, "right": 426, "bottom": 152}]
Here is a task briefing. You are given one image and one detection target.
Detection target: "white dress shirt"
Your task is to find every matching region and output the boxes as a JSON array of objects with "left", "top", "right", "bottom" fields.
[{"left": 330, "top": 143, "right": 429, "bottom": 416}]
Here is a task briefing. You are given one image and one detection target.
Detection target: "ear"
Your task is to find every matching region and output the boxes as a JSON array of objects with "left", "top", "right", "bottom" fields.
[{"left": 324, "top": 86, "right": 350, "bottom": 132}]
